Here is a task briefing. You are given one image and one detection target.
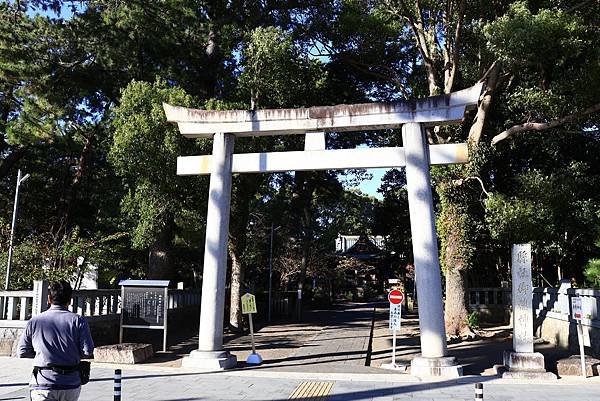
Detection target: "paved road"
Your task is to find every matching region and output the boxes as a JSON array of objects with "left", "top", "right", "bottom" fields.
[
  {"left": 2, "top": 361, "right": 599, "bottom": 401},
  {"left": 2, "top": 302, "right": 599, "bottom": 400}
]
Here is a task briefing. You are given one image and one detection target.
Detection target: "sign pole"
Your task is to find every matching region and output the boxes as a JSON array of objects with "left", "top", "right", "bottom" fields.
[
  {"left": 382, "top": 289, "right": 405, "bottom": 371},
  {"left": 577, "top": 323, "right": 586, "bottom": 378},
  {"left": 248, "top": 313, "right": 256, "bottom": 355},
  {"left": 391, "top": 329, "right": 396, "bottom": 366},
  {"left": 241, "top": 292, "right": 262, "bottom": 365},
  {"left": 572, "top": 296, "right": 586, "bottom": 378}
]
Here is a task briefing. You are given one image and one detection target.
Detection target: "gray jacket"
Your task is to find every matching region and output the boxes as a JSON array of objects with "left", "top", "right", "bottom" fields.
[{"left": 18, "top": 305, "right": 94, "bottom": 389}]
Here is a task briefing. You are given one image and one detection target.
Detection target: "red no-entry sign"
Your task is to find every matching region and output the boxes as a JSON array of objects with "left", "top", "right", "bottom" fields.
[{"left": 388, "top": 289, "right": 404, "bottom": 305}]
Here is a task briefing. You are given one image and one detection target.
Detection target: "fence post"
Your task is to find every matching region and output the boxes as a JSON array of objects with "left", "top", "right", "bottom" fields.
[{"left": 32, "top": 280, "right": 48, "bottom": 316}]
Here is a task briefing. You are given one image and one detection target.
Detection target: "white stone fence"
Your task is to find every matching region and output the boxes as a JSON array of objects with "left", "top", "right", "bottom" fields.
[
  {"left": 0, "top": 281, "right": 202, "bottom": 327},
  {"left": 533, "top": 287, "right": 600, "bottom": 327},
  {"left": 533, "top": 287, "right": 600, "bottom": 356}
]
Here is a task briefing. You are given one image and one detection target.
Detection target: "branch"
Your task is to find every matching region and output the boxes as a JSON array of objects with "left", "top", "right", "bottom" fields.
[
  {"left": 491, "top": 102, "right": 600, "bottom": 145},
  {"left": 399, "top": 0, "right": 440, "bottom": 94},
  {"left": 446, "top": 0, "right": 466, "bottom": 93},
  {"left": 468, "top": 61, "right": 501, "bottom": 146},
  {"left": 453, "top": 176, "right": 491, "bottom": 197}
]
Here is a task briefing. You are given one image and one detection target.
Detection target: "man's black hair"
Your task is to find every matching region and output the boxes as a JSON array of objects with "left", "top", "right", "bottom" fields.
[{"left": 49, "top": 280, "right": 73, "bottom": 305}]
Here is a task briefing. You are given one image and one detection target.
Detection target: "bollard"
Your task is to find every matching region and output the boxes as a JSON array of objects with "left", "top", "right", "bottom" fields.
[
  {"left": 114, "top": 369, "right": 122, "bottom": 401},
  {"left": 475, "top": 382, "right": 483, "bottom": 400}
]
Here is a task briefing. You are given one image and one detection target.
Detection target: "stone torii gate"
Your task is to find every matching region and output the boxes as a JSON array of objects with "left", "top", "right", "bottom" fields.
[{"left": 164, "top": 83, "right": 483, "bottom": 376}]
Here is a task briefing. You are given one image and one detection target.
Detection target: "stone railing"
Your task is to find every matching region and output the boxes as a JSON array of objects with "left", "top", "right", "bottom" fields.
[
  {"left": 468, "top": 287, "right": 511, "bottom": 307},
  {"left": 0, "top": 281, "right": 202, "bottom": 354},
  {"left": 70, "top": 289, "right": 121, "bottom": 321},
  {"left": 533, "top": 287, "right": 600, "bottom": 327},
  {"left": 467, "top": 287, "right": 512, "bottom": 323},
  {"left": 0, "top": 282, "right": 202, "bottom": 325},
  {"left": 0, "top": 281, "right": 48, "bottom": 327},
  {"left": 533, "top": 287, "right": 600, "bottom": 356},
  {"left": 167, "top": 289, "right": 201, "bottom": 309}
]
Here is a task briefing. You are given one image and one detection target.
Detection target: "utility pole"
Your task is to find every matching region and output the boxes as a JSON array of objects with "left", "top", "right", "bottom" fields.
[{"left": 5, "top": 169, "right": 30, "bottom": 290}]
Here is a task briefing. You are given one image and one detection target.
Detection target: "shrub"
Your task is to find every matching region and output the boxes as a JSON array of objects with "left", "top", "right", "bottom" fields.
[
  {"left": 466, "top": 311, "right": 480, "bottom": 330},
  {"left": 584, "top": 258, "right": 600, "bottom": 288}
]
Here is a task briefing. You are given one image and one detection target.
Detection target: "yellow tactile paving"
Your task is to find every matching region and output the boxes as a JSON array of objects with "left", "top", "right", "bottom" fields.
[{"left": 288, "top": 381, "right": 333, "bottom": 401}]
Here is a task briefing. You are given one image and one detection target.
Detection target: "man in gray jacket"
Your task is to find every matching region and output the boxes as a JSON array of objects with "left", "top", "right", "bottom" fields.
[{"left": 18, "top": 280, "right": 94, "bottom": 401}]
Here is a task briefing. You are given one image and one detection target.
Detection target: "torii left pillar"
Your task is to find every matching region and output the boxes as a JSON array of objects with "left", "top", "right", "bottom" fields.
[{"left": 182, "top": 132, "right": 237, "bottom": 369}]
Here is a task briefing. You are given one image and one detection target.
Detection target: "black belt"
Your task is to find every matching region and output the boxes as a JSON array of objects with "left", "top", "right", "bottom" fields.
[{"left": 33, "top": 365, "right": 79, "bottom": 376}]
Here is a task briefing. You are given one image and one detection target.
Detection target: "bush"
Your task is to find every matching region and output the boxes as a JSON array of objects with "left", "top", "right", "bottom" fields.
[
  {"left": 584, "top": 258, "right": 600, "bottom": 288},
  {"left": 466, "top": 311, "right": 480, "bottom": 330}
]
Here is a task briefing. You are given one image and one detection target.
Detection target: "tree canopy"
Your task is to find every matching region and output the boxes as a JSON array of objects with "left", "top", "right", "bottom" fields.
[{"left": 0, "top": 0, "right": 598, "bottom": 339}]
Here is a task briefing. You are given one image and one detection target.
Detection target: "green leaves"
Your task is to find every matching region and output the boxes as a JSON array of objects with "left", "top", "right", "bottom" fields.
[
  {"left": 110, "top": 79, "right": 206, "bottom": 250},
  {"left": 483, "top": 2, "right": 587, "bottom": 69},
  {"left": 239, "top": 26, "right": 326, "bottom": 109}
]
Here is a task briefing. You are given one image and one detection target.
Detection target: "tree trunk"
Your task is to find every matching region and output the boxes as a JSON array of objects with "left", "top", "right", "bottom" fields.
[
  {"left": 228, "top": 242, "right": 244, "bottom": 332},
  {"left": 148, "top": 217, "right": 174, "bottom": 279},
  {"left": 439, "top": 184, "right": 474, "bottom": 336},
  {"left": 444, "top": 263, "right": 470, "bottom": 336},
  {"left": 227, "top": 174, "right": 262, "bottom": 331}
]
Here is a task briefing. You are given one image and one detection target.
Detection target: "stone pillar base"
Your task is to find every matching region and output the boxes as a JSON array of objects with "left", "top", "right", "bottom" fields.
[
  {"left": 181, "top": 350, "right": 237, "bottom": 370},
  {"left": 410, "top": 356, "right": 463, "bottom": 378},
  {"left": 502, "top": 351, "right": 557, "bottom": 380}
]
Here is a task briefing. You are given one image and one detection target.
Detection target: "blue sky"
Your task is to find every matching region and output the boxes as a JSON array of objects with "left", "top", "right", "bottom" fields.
[{"left": 357, "top": 168, "right": 386, "bottom": 199}]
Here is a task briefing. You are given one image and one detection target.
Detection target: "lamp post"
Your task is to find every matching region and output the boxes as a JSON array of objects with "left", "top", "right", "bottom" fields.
[
  {"left": 5, "top": 169, "right": 30, "bottom": 290},
  {"left": 267, "top": 224, "right": 281, "bottom": 323}
]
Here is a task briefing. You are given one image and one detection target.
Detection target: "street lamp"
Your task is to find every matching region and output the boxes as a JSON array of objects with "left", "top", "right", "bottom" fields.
[{"left": 5, "top": 169, "right": 30, "bottom": 290}]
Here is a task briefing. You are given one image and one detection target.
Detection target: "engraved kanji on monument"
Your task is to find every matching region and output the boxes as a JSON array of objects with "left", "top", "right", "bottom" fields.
[
  {"left": 503, "top": 244, "right": 556, "bottom": 379},
  {"left": 512, "top": 244, "right": 533, "bottom": 353}
]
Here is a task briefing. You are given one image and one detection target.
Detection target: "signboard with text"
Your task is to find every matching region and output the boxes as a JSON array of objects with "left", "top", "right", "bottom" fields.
[
  {"left": 241, "top": 293, "right": 257, "bottom": 314},
  {"left": 388, "top": 289, "right": 404, "bottom": 305},
  {"left": 572, "top": 297, "right": 583, "bottom": 320},
  {"left": 388, "top": 290, "right": 404, "bottom": 330},
  {"left": 119, "top": 280, "right": 170, "bottom": 352}
]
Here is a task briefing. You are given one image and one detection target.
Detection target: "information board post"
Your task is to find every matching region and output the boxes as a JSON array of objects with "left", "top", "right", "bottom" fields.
[
  {"left": 571, "top": 296, "right": 586, "bottom": 378},
  {"left": 382, "top": 289, "right": 405, "bottom": 371},
  {"left": 241, "top": 293, "right": 262, "bottom": 365},
  {"left": 119, "top": 280, "right": 170, "bottom": 353}
]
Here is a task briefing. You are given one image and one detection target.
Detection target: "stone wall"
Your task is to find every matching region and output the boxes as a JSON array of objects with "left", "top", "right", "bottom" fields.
[
  {"left": 0, "top": 327, "right": 24, "bottom": 356},
  {"left": 535, "top": 311, "right": 600, "bottom": 357}
]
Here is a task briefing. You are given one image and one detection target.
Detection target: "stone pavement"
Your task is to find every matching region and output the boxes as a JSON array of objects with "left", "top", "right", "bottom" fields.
[
  {"left": 2, "top": 301, "right": 600, "bottom": 400},
  {"left": 2, "top": 357, "right": 600, "bottom": 401}
]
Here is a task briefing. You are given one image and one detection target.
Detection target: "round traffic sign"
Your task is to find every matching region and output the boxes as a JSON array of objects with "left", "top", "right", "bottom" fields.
[{"left": 388, "top": 289, "right": 404, "bottom": 304}]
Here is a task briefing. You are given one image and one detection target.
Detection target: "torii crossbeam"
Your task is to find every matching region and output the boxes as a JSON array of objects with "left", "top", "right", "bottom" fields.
[{"left": 164, "top": 83, "right": 483, "bottom": 376}]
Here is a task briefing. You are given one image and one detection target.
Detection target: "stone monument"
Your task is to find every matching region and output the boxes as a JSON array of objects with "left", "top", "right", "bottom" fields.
[{"left": 503, "top": 243, "right": 556, "bottom": 379}]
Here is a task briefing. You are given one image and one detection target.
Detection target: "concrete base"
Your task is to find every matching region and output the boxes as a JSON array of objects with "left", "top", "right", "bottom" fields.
[
  {"left": 380, "top": 362, "right": 407, "bottom": 372},
  {"left": 93, "top": 343, "right": 154, "bottom": 364},
  {"left": 0, "top": 339, "right": 14, "bottom": 357},
  {"left": 181, "top": 350, "right": 237, "bottom": 370},
  {"left": 557, "top": 355, "right": 600, "bottom": 377},
  {"left": 502, "top": 371, "right": 557, "bottom": 380},
  {"left": 502, "top": 351, "right": 557, "bottom": 380},
  {"left": 410, "top": 356, "right": 463, "bottom": 378}
]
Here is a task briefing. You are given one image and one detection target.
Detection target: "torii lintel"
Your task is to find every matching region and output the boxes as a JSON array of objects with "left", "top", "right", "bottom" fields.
[{"left": 163, "top": 83, "right": 483, "bottom": 138}]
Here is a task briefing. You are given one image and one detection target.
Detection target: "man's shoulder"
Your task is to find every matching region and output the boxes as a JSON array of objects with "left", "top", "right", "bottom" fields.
[{"left": 32, "top": 307, "right": 81, "bottom": 323}]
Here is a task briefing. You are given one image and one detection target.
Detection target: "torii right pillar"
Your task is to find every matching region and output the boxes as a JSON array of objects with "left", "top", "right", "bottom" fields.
[{"left": 403, "top": 122, "right": 463, "bottom": 377}]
